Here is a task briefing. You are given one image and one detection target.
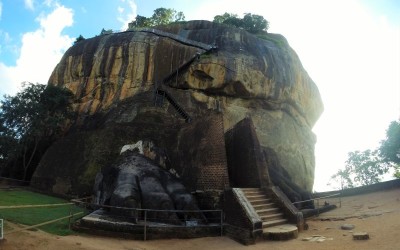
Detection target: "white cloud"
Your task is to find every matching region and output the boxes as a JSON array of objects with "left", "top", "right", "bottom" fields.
[
  {"left": 0, "top": 5, "right": 74, "bottom": 96},
  {"left": 0, "top": 30, "right": 12, "bottom": 56},
  {"left": 24, "top": 0, "right": 35, "bottom": 10},
  {"left": 117, "top": 0, "right": 137, "bottom": 30},
  {"left": 0, "top": 1, "right": 3, "bottom": 20},
  {"left": 0, "top": 30, "right": 11, "bottom": 43},
  {"left": 43, "top": 0, "right": 54, "bottom": 7}
]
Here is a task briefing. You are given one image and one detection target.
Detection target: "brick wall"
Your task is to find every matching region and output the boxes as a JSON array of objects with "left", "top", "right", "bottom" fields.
[
  {"left": 223, "top": 189, "right": 262, "bottom": 245},
  {"left": 175, "top": 112, "right": 229, "bottom": 191}
]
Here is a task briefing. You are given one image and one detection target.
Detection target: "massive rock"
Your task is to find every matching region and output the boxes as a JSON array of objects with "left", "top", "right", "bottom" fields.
[{"left": 31, "top": 20, "right": 323, "bottom": 197}]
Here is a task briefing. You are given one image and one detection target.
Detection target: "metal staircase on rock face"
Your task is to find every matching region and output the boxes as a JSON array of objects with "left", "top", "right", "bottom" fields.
[
  {"left": 148, "top": 28, "right": 218, "bottom": 123},
  {"left": 241, "top": 188, "right": 299, "bottom": 240},
  {"left": 154, "top": 88, "right": 192, "bottom": 123}
]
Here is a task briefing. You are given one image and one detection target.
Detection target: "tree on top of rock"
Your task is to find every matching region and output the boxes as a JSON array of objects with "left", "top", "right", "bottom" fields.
[
  {"left": 128, "top": 8, "right": 185, "bottom": 30},
  {"left": 74, "top": 35, "right": 85, "bottom": 45},
  {"left": 213, "top": 13, "right": 242, "bottom": 28},
  {"left": 213, "top": 12, "right": 269, "bottom": 33}
]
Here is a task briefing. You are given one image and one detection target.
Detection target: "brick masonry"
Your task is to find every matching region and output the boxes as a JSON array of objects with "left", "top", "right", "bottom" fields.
[
  {"left": 175, "top": 112, "right": 229, "bottom": 191},
  {"left": 223, "top": 189, "right": 261, "bottom": 245}
]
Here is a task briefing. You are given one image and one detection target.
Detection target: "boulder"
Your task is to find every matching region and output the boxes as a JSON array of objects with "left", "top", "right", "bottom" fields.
[{"left": 32, "top": 20, "right": 322, "bottom": 196}]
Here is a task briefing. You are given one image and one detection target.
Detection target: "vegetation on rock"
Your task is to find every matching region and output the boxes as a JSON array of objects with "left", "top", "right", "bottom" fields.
[
  {"left": 73, "top": 34, "right": 85, "bottom": 44},
  {"left": 99, "top": 28, "right": 113, "bottom": 36},
  {"left": 127, "top": 8, "right": 269, "bottom": 35},
  {"left": 213, "top": 12, "right": 269, "bottom": 33},
  {"left": 0, "top": 83, "right": 74, "bottom": 180},
  {"left": 128, "top": 7, "right": 185, "bottom": 30}
]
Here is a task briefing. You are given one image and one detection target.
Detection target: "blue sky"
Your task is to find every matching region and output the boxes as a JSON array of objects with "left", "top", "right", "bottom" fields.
[
  {"left": 0, "top": 0, "right": 399, "bottom": 191},
  {"left": 0, "top": 0, "right": 165, "bottom": 66}
]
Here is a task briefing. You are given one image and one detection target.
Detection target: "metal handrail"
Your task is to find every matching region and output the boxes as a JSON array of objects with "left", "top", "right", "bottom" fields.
[
  {"left": 292, "top": 193, "right": 341, "bottom": 205},
  {"left": 71, "top": 197, "right": 224, "bottom": 240},
  {"left": 71, "top": 198, "right": 222, "bottom": 213}
]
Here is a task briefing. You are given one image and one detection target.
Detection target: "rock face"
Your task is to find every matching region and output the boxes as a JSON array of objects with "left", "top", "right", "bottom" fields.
[{"left": 31, "top": 20, "right": 323, "bottom": 196}]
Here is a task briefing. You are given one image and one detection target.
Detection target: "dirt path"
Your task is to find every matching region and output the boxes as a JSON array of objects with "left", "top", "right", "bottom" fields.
[{"left": 1, "top": 188, "right": 400, "bottom": 250}]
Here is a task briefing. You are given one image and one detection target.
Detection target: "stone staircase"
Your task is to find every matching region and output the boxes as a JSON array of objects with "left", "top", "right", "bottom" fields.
[{"left": 241, "top": 188, "right": 298, "bottom": 240}]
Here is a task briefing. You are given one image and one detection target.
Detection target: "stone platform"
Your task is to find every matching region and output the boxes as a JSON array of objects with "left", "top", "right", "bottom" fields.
[
  {"left": 74, "top": 209, "right": 222, "bottom": 240},
  {"left": 263, "top": 224, "right": 298, "bottom": 240}
]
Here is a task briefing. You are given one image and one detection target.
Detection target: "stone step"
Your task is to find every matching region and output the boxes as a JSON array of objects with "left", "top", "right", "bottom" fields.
[
  {"left": 258, "top": 213, "right": 284, "bottom": 221},
  {"left": 248, "top": 198, "right": 271, "bottom": 205},
  {"left": 263, "top": 224, "right": 298, "bottom": 241},
  {"left": 243, "top": 191, "right": 265, "bottom": 196},
  {"left": 256, "top": 207, "right": 280, "bottom": 216},
  {"left": 262, "top": 218, "right": 288, "bottom": 228},
  {"left": 242, "top": 189, "right": 264, "bottom": 195},
  {"left": 253, "top": 203, "right": 275, "bottom": 210},
  {"left": 259, "top": 213, "right": 284, "bottom": 221},
  {"left": 240, "top": 188, "right": 260, "bottom": 191},
  {"left": 245, "top": 194, "right": 267, "bottom": 200}
]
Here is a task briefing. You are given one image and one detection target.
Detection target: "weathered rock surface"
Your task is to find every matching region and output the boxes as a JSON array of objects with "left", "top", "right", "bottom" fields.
[{"left": 32, "top": 20, "right": 323, "bottom": 195}]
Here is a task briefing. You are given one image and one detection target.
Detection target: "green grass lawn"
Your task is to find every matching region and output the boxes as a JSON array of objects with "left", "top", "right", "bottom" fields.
[{"left": 0, "top": 189, "right": 86, "bottom": 236}]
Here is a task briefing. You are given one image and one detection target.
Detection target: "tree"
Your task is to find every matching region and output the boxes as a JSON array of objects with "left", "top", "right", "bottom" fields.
[
  {"left": 152, "top": 8, "right": 174, "bottom": 25},
  {"left": 127, "top": 8, "right": 185, "bottom": 30},
  {"left": 74, "top": 35, "right": 85, "bottom": 44},
  {"left": 99, "top": 28, "right": 113, "bottom": 36},
  {"left": 0, "top": 83, "right": 74, "bottom": 180},
  {"left": 331, "top": 150, "right": 389, "bottom": 188},
  {"left": 174, "top": 11, "right": 185, "bottom": 22},
  {"left": 242, "top": 13, "right": 269, "bottom": 33},
  {"left": 213, "top": 13, "right": 242, "bottom": 28},
  {"left": 330, "top": 120, "right": 400, "bottom": 188},
  {"left": 213, "top": 12, "right": 269, "bottom": 33},
  {"left": 128, "top": 15, "right": 152, "bottom": 29},
  {"left": 379, "top": 120, "right": 400, "bottom": 178},
  {"left": 0, "top": 118, "right": 18, "bottom": 169},
  {"left": 331, "top": 168, "right": 354, "bottom": 189}
]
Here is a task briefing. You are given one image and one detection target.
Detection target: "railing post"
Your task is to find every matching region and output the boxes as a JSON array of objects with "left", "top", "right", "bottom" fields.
[
  {"left": 68, "top": 210, "right": 72, "bottom": 230},
  {"left": 144, "top": 210, "right": 147, "bottom": 241},
  {"left": 0, "top": 219, "right": 3, "bottom": 240},
  {"left": 134, "top": 208, "right": 137, "bottom": 224},
  {"left": 220, "top": 210, "right": 223, "bottom": 236}
]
